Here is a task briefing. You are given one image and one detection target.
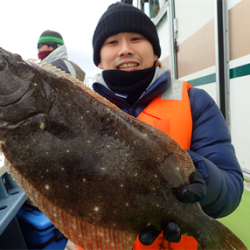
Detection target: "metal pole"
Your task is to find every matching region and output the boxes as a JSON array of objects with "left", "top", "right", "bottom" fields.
[
  {"left": 214, "top": 0, "right": 231, "bottom": 131},
  {"left": 168, "top": 0, "right": 177, "bottom": 79}
]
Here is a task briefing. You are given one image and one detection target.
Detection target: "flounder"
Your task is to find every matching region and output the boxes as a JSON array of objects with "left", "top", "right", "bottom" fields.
[{"left": 0, "top": 47, "right": 247, "bottom": 250}]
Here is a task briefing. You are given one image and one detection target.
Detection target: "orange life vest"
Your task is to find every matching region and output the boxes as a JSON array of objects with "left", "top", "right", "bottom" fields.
[
  {"left": 137, "top": 80, "right": 192, "bottom": 150},
  {"left": 133, "top": 80, "right": 198, "bottom": 250}
]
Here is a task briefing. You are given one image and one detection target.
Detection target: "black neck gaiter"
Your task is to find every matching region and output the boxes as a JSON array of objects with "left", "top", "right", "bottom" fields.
[{"left": 102, "top": 66, "right": 155, "bottom": 106}]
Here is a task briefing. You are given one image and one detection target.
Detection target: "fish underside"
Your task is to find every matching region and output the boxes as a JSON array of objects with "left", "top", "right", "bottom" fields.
[{"left": 0, "top": 47, "right": 247, "bottom": 250}]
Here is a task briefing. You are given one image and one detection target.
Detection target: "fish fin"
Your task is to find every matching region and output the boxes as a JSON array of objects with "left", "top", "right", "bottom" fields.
[
  {"left": 7, "top": 165, "right": 137, "bottom": 250},
  {"left": 29, "top": 59, "right": 85, "bottom": 88},
  {"left": 178, "top": 150, "right": 195, "bottom": 184},
  {"left": 167, "top": 140, "right": 195, "bottom": 185},
  {"left": 29, "top": 59, "right": 123, "bottom": 111},
  {"left": 27, "top": 58, "right": 39, "bottom": 63},
  {"left": 4, "top": 156, "right": 12, "bottom": 174},
  {"left": 195, "top": 218, "right": 247, "bottom": 250}
]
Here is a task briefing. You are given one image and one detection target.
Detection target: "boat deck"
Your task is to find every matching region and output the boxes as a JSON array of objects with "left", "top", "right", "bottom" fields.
[{"left": 218, "top": 183, "right": 250, "bottom": 249}]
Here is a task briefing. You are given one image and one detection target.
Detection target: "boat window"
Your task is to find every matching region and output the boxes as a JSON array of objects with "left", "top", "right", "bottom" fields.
[
  {"left": 121, "top": 0, "right": 167, "bottom": 18},
  {"left": 140, "top": 0, "right": 166, "bottom": 18}
]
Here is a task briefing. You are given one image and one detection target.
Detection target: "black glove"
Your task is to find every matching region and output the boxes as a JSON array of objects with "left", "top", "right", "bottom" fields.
[
  {"left": 179, "top": 151, "right": 207, "bottom": 203},
  {"left": 138, "top": 222, "right": 181, "bottom": 245},
  {"left": 179, "top": 169, "right": 207, "bottom": 203}
]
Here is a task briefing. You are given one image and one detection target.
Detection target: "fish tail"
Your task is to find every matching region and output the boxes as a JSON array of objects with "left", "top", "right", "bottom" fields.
[{"left": 195, "top": 218, "right": 247, "bottom": 250}]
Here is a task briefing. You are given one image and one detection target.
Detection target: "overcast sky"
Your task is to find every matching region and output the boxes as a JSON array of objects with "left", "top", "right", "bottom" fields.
[{"left": 0, "top": 0, "right": 121, "bottom": 83}]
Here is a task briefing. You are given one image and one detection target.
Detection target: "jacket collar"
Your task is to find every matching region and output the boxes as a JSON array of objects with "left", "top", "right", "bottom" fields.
[
  {"left": 93, "top": 65, "right": 171, "bottom": 117},
  {"left": 94, "top": 65, "right": 170, "bottom": 91},
  {"left": 41, "top": 45, "right": 68, "bottom": 63}
]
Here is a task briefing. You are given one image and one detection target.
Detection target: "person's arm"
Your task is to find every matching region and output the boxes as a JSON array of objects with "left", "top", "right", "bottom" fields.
[
  {"left": 50, "top": 59, "right": 70, "bottom": 74},
  {"left": 188, "top": 87, "right": 244, "bottom": 218},
  {"left": 139, "top": 87, "right": 243, "bottom": 245}
]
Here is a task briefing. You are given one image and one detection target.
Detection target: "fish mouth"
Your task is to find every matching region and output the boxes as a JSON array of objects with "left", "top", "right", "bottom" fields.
[
  {"left": 0, "top": 113, "right": 76, "bottom": 140},
  {"left": 0, "top": 113, "right": 42, "bottom": 130}
]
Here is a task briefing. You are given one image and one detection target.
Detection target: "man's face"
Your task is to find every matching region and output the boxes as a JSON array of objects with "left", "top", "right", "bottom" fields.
[{"left": 98, "top": 32, "right": 158, "bottom": 71}]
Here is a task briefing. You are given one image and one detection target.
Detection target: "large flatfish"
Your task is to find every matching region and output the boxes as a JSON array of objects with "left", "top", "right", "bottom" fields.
[{"left": 0, "top": 47, "right": 247, "bottom": 250}]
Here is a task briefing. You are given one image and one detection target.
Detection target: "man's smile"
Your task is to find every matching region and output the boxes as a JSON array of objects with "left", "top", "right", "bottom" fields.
[{"left": 117, "top": 62, "right": 139, "bottom": 69}]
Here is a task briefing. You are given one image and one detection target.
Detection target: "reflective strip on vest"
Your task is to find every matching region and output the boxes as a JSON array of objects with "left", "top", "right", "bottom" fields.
[
  {"left": 133, "top": 80, "right": 198, "bottom": 250},
  {"left": 137, "top": 80, "right": 193, "bottom": 150}
]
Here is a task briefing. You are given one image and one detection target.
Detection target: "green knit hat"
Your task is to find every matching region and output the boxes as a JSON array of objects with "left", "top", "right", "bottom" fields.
[{"left": 38, "top": 30, "right": 64, "bottom": 48}]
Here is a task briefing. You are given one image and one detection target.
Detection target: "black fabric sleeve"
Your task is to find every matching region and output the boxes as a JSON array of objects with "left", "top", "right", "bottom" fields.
[
  {"left": 50, "top": 59, "right": 70, "bottom": 74},
  {"left": 188, "top": 87, "right": 244, "bottom": 218}
]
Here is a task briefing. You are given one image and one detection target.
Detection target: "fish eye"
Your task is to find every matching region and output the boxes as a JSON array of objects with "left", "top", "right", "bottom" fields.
[
  {"left": 0, "top": 60, "right": 7, "bottom": 71},
  {"left": 12, "top": 53, "right": 23, "bottom": 62}
]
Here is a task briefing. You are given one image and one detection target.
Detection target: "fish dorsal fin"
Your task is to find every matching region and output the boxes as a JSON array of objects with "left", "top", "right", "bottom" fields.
[
  {"left": 26, "top": 59, "right": 121, "bottom": 115},
  {"left": 27, "top": 59, "right": 84, "bottom": 88}
]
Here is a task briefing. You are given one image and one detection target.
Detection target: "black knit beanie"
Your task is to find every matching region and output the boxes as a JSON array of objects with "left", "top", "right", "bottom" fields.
[
  {"left": 38, "top": 30, "right": 64, "bottom": 49},
  {"left": 92, "top": 2, "right": 161, "bottom": 66}
]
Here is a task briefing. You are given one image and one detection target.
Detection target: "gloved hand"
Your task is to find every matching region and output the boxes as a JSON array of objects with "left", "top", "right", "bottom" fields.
[
  {"left": 139, "top": 150, "right": 207, "bottom": 246},
  {"left": 179, "top": 150, "right": 207, "bottom": 203},
  {"left": 179, "top": 168, "right": 207, "bottom": 203},
  {"left": 139, "top": 222, "right": 181, "bottom": 245}
]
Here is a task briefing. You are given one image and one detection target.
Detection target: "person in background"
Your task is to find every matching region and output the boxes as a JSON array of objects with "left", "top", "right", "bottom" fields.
[
  {"left": 77, "top": 2, "right": 244, "bottom": 250},
  {"left": 38, "top": 30, "right": 85, "bottom": 82}
]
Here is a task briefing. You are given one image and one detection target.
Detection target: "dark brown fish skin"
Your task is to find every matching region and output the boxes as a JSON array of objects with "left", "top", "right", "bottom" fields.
[{"left": 0, "top": 47, "right": 247, "bottom": 250}]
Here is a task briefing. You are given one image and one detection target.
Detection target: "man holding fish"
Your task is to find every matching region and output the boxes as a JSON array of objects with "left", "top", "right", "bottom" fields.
[{"left": 83, "top": 2, "right": 244, "bottom": 249}]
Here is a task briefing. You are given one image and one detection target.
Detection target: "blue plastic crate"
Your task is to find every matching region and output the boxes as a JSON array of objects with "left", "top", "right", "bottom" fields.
[{"left": 17, "top": 205, "right": 67, "bottom": 250}]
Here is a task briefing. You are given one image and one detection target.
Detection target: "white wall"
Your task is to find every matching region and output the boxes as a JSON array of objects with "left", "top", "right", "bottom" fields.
[
  {"left": 175, "top": 0, "right": 214, "bottom": 44},
  {"left": 230, "top": 55, "right": 250, "bottom": 172},
  {"left": 156, "top": 0, "right": 249, "bottom": 172},
  {"left": 157, "top": 13, "right": 170, "bottom": 62}
]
